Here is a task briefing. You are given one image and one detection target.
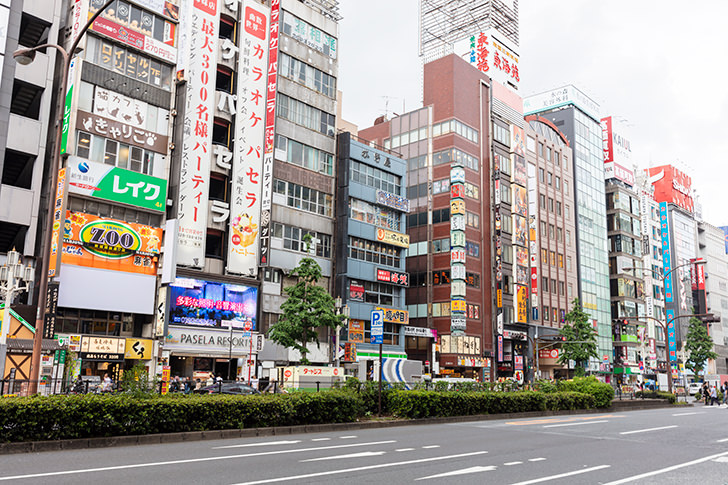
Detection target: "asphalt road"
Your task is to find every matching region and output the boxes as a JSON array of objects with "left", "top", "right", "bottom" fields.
[{"left": 2, "top": 402, "right": 728, "bottom": 484}]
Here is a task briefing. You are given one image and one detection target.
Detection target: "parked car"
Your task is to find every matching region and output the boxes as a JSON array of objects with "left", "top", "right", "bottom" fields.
[
  {"left": 195, "top": 382, "right": 260, "bottom": 395},
  {"left": 688, "top": 382, "right": 702, "bottom": 395}
]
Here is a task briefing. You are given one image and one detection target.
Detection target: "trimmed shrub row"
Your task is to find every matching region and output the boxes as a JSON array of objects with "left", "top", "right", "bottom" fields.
[
  {"left": 635, "top": 391, "right": 677, "bottom": 404},
  {"left": 556, "top": 377, "right": 614, "bottom": 408},
  {"left": 0, "top": 391, "right": 363, "bottom": 443},
  {"left": 388, "top": 390, "right": 595, "bottom": 419}
]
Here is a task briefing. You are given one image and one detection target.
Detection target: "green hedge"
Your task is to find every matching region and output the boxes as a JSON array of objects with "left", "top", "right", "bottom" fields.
[
  {"left": 557, "top": 377, "right": 614, "bottom": 408},
  {"left": 388, "top": 390, "right": 595, "bottom": 419},
  {"left": 0, "top": 392, "right": 363, "bottom": 443},
  {"left": 635, "top": 391, "right": 677, "bottom": 404}
]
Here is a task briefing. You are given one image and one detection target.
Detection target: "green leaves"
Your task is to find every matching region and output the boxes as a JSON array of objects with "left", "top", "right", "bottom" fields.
[
  {"left": 557, "top": 298, "right": 599, "bottom": 371},
  {"left": 267, "top": 255, "right": 344, "bottom": 364},
  {"left": 684, "top": 316, "right": 717, "bottom": 375}
]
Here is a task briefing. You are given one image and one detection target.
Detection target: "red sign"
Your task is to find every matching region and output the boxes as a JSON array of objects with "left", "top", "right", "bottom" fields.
[
  {"left": 194, "top": 0, "right": 217, "bottom": 16},
  {"left": 539, "top": 349, "right": 559, "bottom": 359},
  {"left": 244, "top": 6, "right": 267, "bottom": 40},
  {"left": 376, "top": 268, "right": 409, "bottom": 287},
  {"left": 349, "top": 282, "right": 364, "bottom": 301},
  {"left": 646, "top": 165, "right": 694, "bottom": 213},
  {"left": 530, "top": 266, "right": 538, "bottom": 294}
]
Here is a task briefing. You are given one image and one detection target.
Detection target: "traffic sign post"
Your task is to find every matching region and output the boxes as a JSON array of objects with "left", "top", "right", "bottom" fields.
[{"left": 371, "top": 310, "right": 384, "bottom": 416}]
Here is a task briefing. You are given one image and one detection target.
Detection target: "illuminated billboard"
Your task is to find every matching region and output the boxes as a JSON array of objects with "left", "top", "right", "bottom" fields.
[
  {"left": 646, "top": 165, "right": 694, "bottom": 213},
  {"left": 169, "top": 278, "right": 258, "bottom": 331}
]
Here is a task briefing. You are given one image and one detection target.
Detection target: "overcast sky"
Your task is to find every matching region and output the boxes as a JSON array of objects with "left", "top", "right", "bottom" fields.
[{"left": 338, "top": 1, "right": 728, "bottom": 226}]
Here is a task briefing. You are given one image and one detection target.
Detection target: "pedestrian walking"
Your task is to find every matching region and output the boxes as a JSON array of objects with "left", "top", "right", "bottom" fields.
[
  {"left": 206, "top": 374, "right": 214, "bottom": 387},
  {"left": 722, "top": 381, "right": 728, "bottom": 405},
  {"left": 710, "top": 385, "right": 719, "bottom": 406},
  {"left": 250, "top": 375, "right": 259, "bottom": 391},
  {"left": 702, "top": 382, "right": 709, "bottom": 405},
  {"left": 102, "top": 373, "right": 113, "bottom": 393}
]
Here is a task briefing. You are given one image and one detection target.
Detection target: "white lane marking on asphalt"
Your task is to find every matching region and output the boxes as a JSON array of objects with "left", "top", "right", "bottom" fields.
[
  {"left": 619, "top": 425, "right": 678, "bottom": 435},
  {"left": 300, "top": 451, "right": 386, "bottom": 462},
  {"left": 311, "top": 438, "right": 331, "bottom": 442},
  {"left": 339, "top": 435, "right": 357, "bottom": 439},
  {"left": 422, "top": 445, "right": 440, "bottom": 449},
  {"left": 528, "top": 458, "right": 546, "bottom": 462},
  {"left": 213, "top": 440, "right": 301, "bottom": 449},
  {"left": 395, "top": 448, "right": 415, "bottom": 452},
  {"left": 543, "top": 420, "right": 609, "bottom": 428},
  {"left": 717, "top": 438, "right": 728, "bottom": 443},
  {"left": 509, "top": 465, "right": 611, "bottom": 484},
  {"left": 713, "top": 457, "right": 728, "bottom": 463},
  {"left": 0, "top": 441, "right": 397, "bottom": 481},
  {"left": 416, "top": 465, "right": 498, "bottom": 480},
  {"left": 603, "top": 450, "right": 728, "bottom": 484},
  {"left": 504, "top": 461, "right": 523, "bottom": 466},
  {"left": 672, "top": 412, "right": 705, "bottom": 416},
  {"left": 230, "top": 451, "right": 488, "bottom": 485}
]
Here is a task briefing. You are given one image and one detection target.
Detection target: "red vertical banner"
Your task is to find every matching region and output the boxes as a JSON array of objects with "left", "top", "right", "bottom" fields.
[
  {"left": 48, "top": 168, "right": 68, "bottom": 278},
  {"left": 259, "top": 0, "right": 280, "bottom": 266}
]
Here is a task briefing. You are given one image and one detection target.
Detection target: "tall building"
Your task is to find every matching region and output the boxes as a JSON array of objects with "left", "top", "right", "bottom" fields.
[
  {"left": 0, "top": 0, "right": 63, "bottom": 300},
  {"left": 523, "top": 115, "right": 577, "bottom": 380},
  {"left": 696, "top": 221, "right": 728, "bottom": 376},
  {"left": 524, "top": 86, "right": 612, "bottom": 373}
]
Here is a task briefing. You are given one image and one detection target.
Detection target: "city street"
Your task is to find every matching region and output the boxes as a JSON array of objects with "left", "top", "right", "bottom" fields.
[{"left": 1, "top": 404, "right": 728, "bottom": 484}]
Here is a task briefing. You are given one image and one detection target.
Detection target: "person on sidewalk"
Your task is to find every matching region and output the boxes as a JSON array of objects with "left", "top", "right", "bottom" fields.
[
  {"left": 702, "top": 382, "right": 709, "bottom": 405},
  {"left": 722, "top": 381, "right": 728, "bottom": 405},
  {"left": 710, "top": 385, "right": 719, "bottom": 406}
]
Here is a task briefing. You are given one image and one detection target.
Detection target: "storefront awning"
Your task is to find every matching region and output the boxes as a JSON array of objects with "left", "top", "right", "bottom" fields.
[{"left": 6, "top": 339, "right": 64, "bottom": 352}]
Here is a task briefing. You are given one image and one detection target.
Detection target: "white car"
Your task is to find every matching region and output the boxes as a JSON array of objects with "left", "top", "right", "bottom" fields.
[{"left": 688, "top": 382, "right": 702, "bottom": 395}]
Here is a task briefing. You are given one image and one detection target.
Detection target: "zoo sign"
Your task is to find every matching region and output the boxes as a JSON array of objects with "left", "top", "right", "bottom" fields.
[{"left": 62, "top": 211, "right": 162, "bottom": 275}]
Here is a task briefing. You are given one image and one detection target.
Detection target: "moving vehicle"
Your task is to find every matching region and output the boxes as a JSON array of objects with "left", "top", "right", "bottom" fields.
[{"left": 195, "top": 382, "right": 260, "bottom": 395}]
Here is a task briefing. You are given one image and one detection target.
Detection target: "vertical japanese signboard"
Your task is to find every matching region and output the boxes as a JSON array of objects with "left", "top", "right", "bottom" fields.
[
  {"left": 228, "top": 2, "right": 270, "bottom": 276},
  {"left": 450, "top": 162, "right": 466, "bottom": 335},
  {"left": 48, "top": 168, "right": 68, "bottom": 278},
  {"left": 177, "top": 0, "right": 220, "bottom": 267},
  {"left": 60, "top": 57, "right": 77, "bottom": 155},
  {"left": 259, "top": 0, "right": 280, "bottom": 266},
  {"left": 659, "top": 202, "right": 673, "bottom": 303}
]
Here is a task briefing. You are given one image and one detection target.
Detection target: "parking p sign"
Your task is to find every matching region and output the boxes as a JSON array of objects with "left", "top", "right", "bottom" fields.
[{"left": 370, "top": 310, "right": 384, "bottom": 344}]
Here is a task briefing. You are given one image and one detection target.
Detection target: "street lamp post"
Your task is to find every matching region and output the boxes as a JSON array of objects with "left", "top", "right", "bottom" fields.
[
  {"left": 622, "top": 259, "right": 706, "bottom": 395},
  {"left": 13, "top": 0, "right": 115, "bottom": 394},
  {"left": 0, "top": 250, "right": 34, "bottom": 388}
]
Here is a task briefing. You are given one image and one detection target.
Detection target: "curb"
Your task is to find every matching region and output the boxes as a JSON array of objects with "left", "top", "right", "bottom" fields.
[{"left": 0, "top": 399, "right": 680, "bottom": 455}]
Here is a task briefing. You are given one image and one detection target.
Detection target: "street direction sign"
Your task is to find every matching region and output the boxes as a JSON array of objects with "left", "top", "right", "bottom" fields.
[{"left": 371, "top": 310, "right": 384, "bottom": 344}]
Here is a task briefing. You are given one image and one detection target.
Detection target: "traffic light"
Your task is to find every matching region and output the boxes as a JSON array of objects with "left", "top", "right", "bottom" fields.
[{"left": 700, "top": 314, "right": 722, "bottom": 323}]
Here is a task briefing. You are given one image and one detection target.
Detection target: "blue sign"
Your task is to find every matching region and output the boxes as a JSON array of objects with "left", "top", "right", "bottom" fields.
[
  {"left": 370, "top": 310, "right": 384, "bottom": 344},
  {"left": 659, "top": 203, "right": 673, "bottom": 303},
  {"left": 666, "top": 308, "right": 677, "bottom": 362}
]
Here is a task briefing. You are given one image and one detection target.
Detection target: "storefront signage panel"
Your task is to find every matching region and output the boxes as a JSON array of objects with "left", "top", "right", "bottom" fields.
[
  {"left": 76, "top": 110, "right": 169, "bottom": 153},
  {"left": 80, "top": 352, "right": 124, "bottom": 362},
  {"left": 62, "top": 211, "right": 162, "bottom": 275},
  {"left": 376, "top": 268, "right": 409, "bottom": 287},
  {"left": 454, "top": 29, "right": 520, "bottom": 91},
  {"left": 375, "top": 307, "right": 409, "bottom": 325},
  {"left": 124, "top": 338, "right": 153, "bottom": 359},
  {"left": 376, "top": 228, "right": 409, "bottom": 248},
  {"left": 376, "top": 190, "right": 409, "bottom": 213},
  {"left": 81, "top": 336, "right": 126, "bottom": 354},
  {"left": 169, "top": 278, "right": 258, "bottom": 331},
  {"left": 404, "top": 326, "right": 437, "bottom": 338},
  {"left": 164, "top": 327, "right": 264, "bottom": 355},
  {"left": 67, "top": 157, "right": 166, "bottom": 212}
]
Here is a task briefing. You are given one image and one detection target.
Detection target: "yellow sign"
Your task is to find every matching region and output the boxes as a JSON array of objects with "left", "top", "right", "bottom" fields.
[
  {"left": 124, "top": 338, "right": 153, "bottom": 360},
  {"left": 375, "top": 307, "right": 409, "bottom": 325},
  {"left": 450, "top": 199, "right": 466, "bottom": 215},
  {"left": 451, "top": 299, "right": 467, "bottom": 313},
  {"left": 496, "top": 289, "right": 502, "bottom": 308},
  {"left": 516, "top": 285, "right": 528, "bottom": 323},
  {"left": 376, "top": 228, "right": 409, "bottom": 248}
]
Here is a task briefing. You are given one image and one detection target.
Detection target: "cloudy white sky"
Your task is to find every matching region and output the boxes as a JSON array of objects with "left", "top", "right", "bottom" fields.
[{"left": 338, "top": 1, "right": 728, "bottom": 226}]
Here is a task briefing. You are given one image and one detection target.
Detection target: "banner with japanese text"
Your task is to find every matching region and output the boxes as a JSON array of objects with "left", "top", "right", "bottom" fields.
[
  {"left": 228, "top": 1, "right": 270, "bottom": 275},
  {"left": 177, "top": 0, "right": 220, "bottom": 267}
]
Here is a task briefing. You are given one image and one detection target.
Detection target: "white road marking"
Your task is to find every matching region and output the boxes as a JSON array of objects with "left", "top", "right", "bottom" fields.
[
  {"left": 416, "top": 465, "right": 498, "bottom": 480},
  {"left": 717, "top": 438, "right": 728, "bottom": 443},
  {"left": 528, "top": 458, "right": 547, "bottom": 462},
  {"left": 672, "top": 412, "right": 704, "bottom": 416},
  {"left": 395, "top": 448, "right": 415, "bottom": 452},
  {"left": 619, "top": 425, "right": 678, "bottom": 435},
  {"left": 311, "top": 438, "right": 331, "bottom": 442},
  {"left": 232, "top": 451, "right": 489, "bottom": 485},
  {"left": 603, "top": 450, "right": 728, "bottom": 484},
  {"left": 300, "top": 451, "right": 386, "bottom": 462},
  {"left": 422, "top": 445, "right": 440, "bottom": 449},
  {"left": 543, "top": 420, "right": 609, "bottom": 428},
  {"left": 213, "top": 440, "right": 301, "bottom": 449},
  {"left": 0, "top": 441, "right": 397, "bottom": 481},
  {"left": 509, "top": 465, "right": 611, "bottom": 484},
  {"left": 339, "top": 435, "right": 357, "bottom": 439},
  {"left": 504, "top": 461, "right": 523, "bottom": 466},
  {"left": 713, "top": 457, "right": 728, "bottom": 463}
]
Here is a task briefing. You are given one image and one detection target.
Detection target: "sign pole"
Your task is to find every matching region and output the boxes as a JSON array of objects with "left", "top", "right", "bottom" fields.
[{"left": 378, "top": 343, "right": 383, "bottom": 416}]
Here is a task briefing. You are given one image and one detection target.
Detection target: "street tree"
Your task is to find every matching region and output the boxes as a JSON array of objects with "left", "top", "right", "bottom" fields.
[
  {"left": 684, "top": 315, "right": 717, "bottom": 377},
  {"left": 557, "top": 298, "right": 599, "bottom": 376},
  {"left": 267, "top": 234, "right": 345, "bottom": 364}
]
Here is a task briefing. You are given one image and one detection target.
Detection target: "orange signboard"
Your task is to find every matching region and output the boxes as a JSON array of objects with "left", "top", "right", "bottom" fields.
[{"left": 62, "top": 211, "right": 162, "bottom": 275}]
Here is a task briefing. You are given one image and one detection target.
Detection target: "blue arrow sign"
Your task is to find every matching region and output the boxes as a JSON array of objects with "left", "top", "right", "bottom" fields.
[{"left": 370, "top": 310, "right": 384, "bottom": 344}]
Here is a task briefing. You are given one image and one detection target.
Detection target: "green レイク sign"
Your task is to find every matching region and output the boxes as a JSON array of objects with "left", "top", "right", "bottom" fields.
[{"left": 67, "top": 157, "right": 167, "bottom": 212}]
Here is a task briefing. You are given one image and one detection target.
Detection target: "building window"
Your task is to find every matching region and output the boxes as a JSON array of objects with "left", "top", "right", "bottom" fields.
[
  {"left": 275, "top": 134, "right": 333, "bottom": 175},
  {"left": 555, "top": 176, "right": 561, "bottom": 190},
  {"left": 364, "top": 281, "right": 400, "bottom": 306},
  {"left": 274, "top": 179, "right": 333, "bottom": 217},
  {"left": 539, "top": 168, "right": 545, "bottom": 183},
  {"left": 557, "top": 227, "right": 563, "bottom": 242},
  {"left": 272, "top": 223, "right": 332, "bottom": 258},
  {"left": 550, "top": 251, "right": 556, "bottom": 266},
  {"left": 542, "top": 277, "right": 548, "bottom": 292},
  {"left": 279, "top": 52, "right": 336, "bottom": 98},
  {"left": 349, "top": 197, "right": 401, "bottom": 231},
  {"left": 556, "top": 201, "right": 562, "bottom": 216},
  {"left": 547, "top": 172, "right": 552, "bottom": 185},
  {"left": 433, "top": 238, "right": 450, "bottom": 253},
  {"left": 78, "top": 132, "right": 155, "bottom": 175},
  {"left": 348, "top": 236, "right": 400, "bottom": 268},
  {"left": 350, "top": 160, "right": 401, "bottom": 194},
  {"left": 466, "top": 211, "right": 479, "bottom": 228},
  {"left": 549, "top": 224, "right": 555, "bottom": 240},
  {"left": 433, "top": 118, "right": 478, "bottom": 143},
  {"left": 541, "top": 248, "right": 547, "bottom": 264},
  {"left": 277, "top": 93, "right": 335, "bottom": 137},
  {"left": 466, "top": 241, "right": 480, "bottom": 258},
  {"left": 433, "top": 148, "right": 479, "bottom": 172},
  {"left": 493, "top": 123, "right": 510, "bottom": 146}
]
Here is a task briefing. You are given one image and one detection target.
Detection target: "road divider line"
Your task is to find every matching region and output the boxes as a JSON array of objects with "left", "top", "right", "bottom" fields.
[
  {"left": 528, "top": 458, "right": 546, "bottom": 462},
  {"left": 672, "top": 412, "right": 704, "bottom": 416},
  {"left": 416, "top": 465, "right": 497, "bottom": 480},
  {"left": 0, "top": 441, "right": 397, "bottom": 481},
  {"left": 603, "top": 450, "right": 728, "bottom": 484},
  {"left": 509, "top": 465, "right": 611, "bottom": 484},
  {"left": 422, "top": 445, "right": 440, "bottom": 449},
  {"left": 543, "top": 420, "right": 609, "bottom": 428},
  {"left": 212, "top": 440, "right": 301, "bottom": 449},
  {"left": 395, "top": 448, "right": 415, "bottom": 452},
  {"left": 504, "top": 461, "right": 523, "bottom": 466},
  {"left": 311, "top": 438, "right": 331, "bottom": 442},
  {"left": 716, "top": 438, "right": 728, "bottom": 443},
  {"left": 232, "top": 451, "right": 489, "bottom": 485},
  {"left": 300, "top": 451, "right": 385, "bottom": 462},
  {"left": 619, "top": 425, "right": 678, "bottom": 435},
  {"left": 339, "top": 435, "right": 357, "bottom": 439}
]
